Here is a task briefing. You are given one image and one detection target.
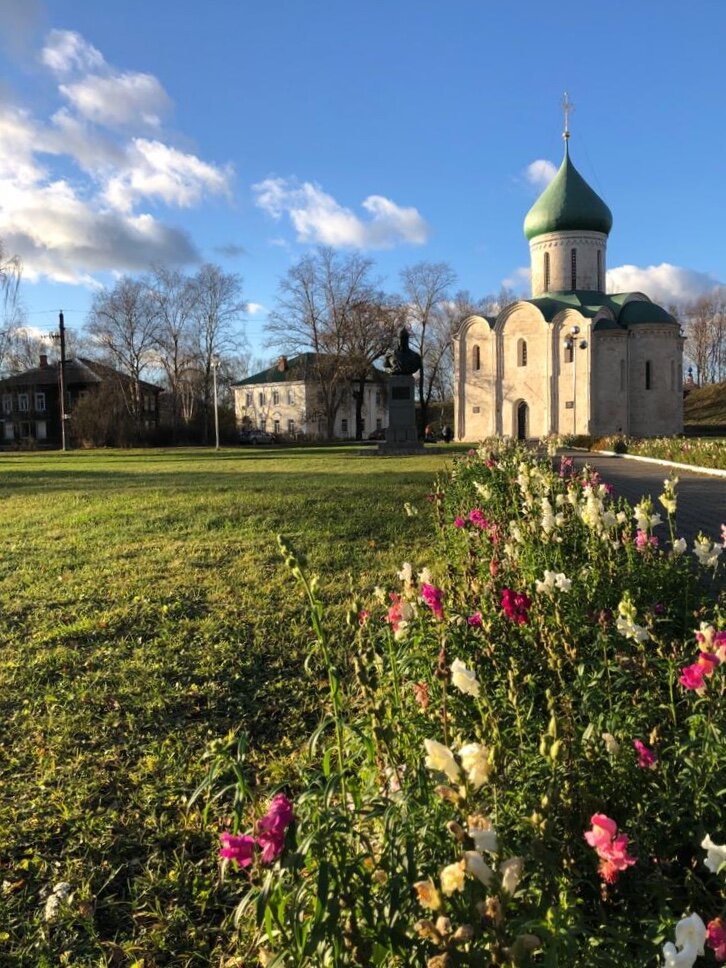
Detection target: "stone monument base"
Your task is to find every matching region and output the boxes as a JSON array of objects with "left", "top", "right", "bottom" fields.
[{"left": 377, "top": 374, "right": 423, "bottom": 455}]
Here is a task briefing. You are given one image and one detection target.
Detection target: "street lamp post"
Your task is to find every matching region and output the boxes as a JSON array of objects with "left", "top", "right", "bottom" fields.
[
  {"left": 564, "top": 325, "right": 588, "bottom": 435},
  {"left": 212, "top": 354, "right": 220, "bottom": 450},
  {"left": 50, "top": 310, "right": 68, "bottom": 452}
]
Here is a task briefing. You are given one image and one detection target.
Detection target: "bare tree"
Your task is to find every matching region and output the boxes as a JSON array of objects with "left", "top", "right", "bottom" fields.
[
  {"left": 0, "top": 242, "right": 23, "bottom": 374},
  {"left": 86, "top": 276, "right": 159, "bottom": 427},
  {"left": 342, "top": 297, "right": 402, "bottom": 439},
  {"left": 266, "top": 247, "right": 380, "bottom": 438},
  {"left": 148, "top": 266, "right": 199, "bottom": 440},
  {"left": 189, "top": 264, "right": 247, "bottom": 442},
  {"left": 400, "top": 261, "right": 457, "bottom": 434}
]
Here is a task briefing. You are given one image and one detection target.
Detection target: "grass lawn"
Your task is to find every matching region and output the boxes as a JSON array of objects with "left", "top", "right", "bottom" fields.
[{"left": 0, "top": 445, "right": 460, "bottom": 966}]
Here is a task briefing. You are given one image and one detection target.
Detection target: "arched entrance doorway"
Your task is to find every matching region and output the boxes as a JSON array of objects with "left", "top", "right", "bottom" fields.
[{"left": 516, "top": 400, "right": 528, "bottom": 440}]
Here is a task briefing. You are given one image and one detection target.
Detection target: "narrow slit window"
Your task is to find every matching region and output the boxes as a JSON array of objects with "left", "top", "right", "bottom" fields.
[
  {"left": 473, "top": 345, "right": 480, "bottom": 371},
  {"left": 517, "top": 339, "right": 527, "bottom": 367},
  {"left": 597, "top": 249, "right": 603, "bottom": 291},
  {"left": 620, "top": 359, "right": 625, "bottom": 391},
  {"left": 564, "top": 342, "right": 573, "bottom": 364},
  {"left": 544, "top": 251, "right": 550, "bottom": 292},
  {"left": 570, "top": 248, "right": 577, "bottom": 290},
  {"left": 645, "top": 360, "right": 652, "bottom": 390}
]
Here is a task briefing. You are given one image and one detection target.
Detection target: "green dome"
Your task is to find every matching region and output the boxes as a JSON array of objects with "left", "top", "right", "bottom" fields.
[{"left": 523, "top": 144, "right": 613, "bottom": 241}]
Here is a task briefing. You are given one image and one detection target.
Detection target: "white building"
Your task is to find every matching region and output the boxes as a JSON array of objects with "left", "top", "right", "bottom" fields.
[
  {"left": 232, "top": 354, "right": 388, "bottom": 439},
  {"left": 454, "top": 135, "right": 684, "bottom": 441}
]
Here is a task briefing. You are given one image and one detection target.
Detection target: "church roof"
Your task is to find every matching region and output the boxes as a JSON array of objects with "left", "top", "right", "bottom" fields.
[
  {"left": 524, "top": 291, "right": 676, "bottom": 327},
  {"left": 523, "top": 144, "right": 613, "bottom": 241}
]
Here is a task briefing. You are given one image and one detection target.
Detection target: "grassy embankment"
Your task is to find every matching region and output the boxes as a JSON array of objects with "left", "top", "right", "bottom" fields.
[{"left": 0, "top": 445, "right": 459, "bottom": 966}]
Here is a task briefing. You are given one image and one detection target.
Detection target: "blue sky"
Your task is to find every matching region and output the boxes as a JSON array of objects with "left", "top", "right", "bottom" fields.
[{"left": 2, "top": 0, "right": 725, "bottom": 362}]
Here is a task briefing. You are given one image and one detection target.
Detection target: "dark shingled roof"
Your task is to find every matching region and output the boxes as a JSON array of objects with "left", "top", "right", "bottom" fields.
[
  {"left": 233, "top": 353, "right": 384, "bottom": 386},
  {"left": 0, "top": 358, "right": 162, "bottom": 391}
]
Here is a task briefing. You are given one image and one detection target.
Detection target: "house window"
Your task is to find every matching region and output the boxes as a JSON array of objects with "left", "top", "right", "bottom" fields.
[
  {"left": 597, "top": 250, "right": 603, "bottom": 291},
  {"left": 287, "top": 389, "right": 294, "bottom": 405},
  {"left": 2, "top": 394, "right": 11, "bottom": 414},
  {"left": 245, "top": 391, "right": 252, "bottom": 407},
  {"left": 645, "top": 360, "right": 652, "bottom": 390},
  {"left": 260, "top": 419, "right": 267, "bottom": 431},
  {"left": 18, "top": 393, "right": 29, "bottom": 412},
  {"left": 288, "top": 419, "right": 295, "bottom": 434},
  {"left": 361, "top": 419, "right": 365, "bottom": 432},
  {"left": 376, "top": 417, "right": 382, "bottom": 430},
  {"left": 34, "top": 392, "right": 46, "bottom": 412},
  {"left": 3, "top": 421, "right": 14, "bottom": 440},
  {"left": 341, "top": 418, "right": 348, "bottom": 433},
  {"left": 571, "top": 248, "right": 577, "bottom": 290},
  {"left": 375, "top": 390, "right": 381, "bottom": 405},
  {"left": 517, "top": 339, "right": 527, "bottom": 367},
  {"left": 36, "top": 420, "right": 47, "bottom": 440},
  {"left": 544, "top": 251, "right": 550, "bottom": 292},
  {"left": 273, "top": 419, "right": 280, "bottom": 434},
  {"left": 473, "top": 345, "right": 481, "bottom": 371},
  {"left": 258, "top": 392, "right": 265, "bottom": 406},
  {"left": 272, "top": 390, "right": 279, "bottom": 405}
]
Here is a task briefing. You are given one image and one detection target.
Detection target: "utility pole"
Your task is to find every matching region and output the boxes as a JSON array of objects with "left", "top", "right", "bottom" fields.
[
  {"left": 212, "top": 354, "right": 220, "bottom": 450},
  {"left": 56, "top": 311, "right": 68, "bottom": 451}
]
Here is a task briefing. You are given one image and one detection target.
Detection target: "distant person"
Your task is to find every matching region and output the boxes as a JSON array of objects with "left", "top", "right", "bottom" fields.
[{"left": 442, "top": 425, "right": 453, "bottom": 443}]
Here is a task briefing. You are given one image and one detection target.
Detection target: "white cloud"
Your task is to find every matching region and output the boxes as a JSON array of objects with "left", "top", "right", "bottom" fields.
[
  {"left": 247, "top": 302, "right": 265, "bottom": 315},
  {"left": 502, "top": 266, "right": 531, "bottom": 291},
  {"left": 525, "top": 159, "right": 557, "bottom": 190},
  {"left": 252, "top": 177, "right": 429, "bottom": 249},
  {"left": 41, "top": 29, "right": 105, "bottom": 75},
  {"left": 607, "top": 263, "right": 724, "bottom": 305},
  {"left": 103, "top": 139, "right": 232, "bottom": 212},
  {"left": 0, "top": 177, "right": 198, "bottom": 285},
  {"left": 59, "top": 72, "right": 171, "bottom": 129},
  {"left": 0, "top": 28, "right": 233, "bottom": 285}
]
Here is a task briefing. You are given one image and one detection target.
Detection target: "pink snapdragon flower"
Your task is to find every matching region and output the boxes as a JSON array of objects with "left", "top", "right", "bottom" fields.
[
  {"left": 453, "top": 516, "right": 466, "bottom": 529},
  {"left": 635, "top": 529, "right": 658, "bottom": 551},
  {"left": 421, "top": 582, "right": 444, "bottom": 621},
  {"left": 501, "top": 587, "right": 531, "bottom": 625},
  {"left": 633, "top": 739, "right": 657, "bottom": 769},
  {"left": 219, "top": 832, "right": 256, "bottom": 868},
  {"left": 707, "top": 918, "right": 726, "bottom": 962},
  {"left": 680, "top": 663, "right": 707, "bottom": 691},
  {"left": 584, "top": 814, "right": 636, "bottom": 884},
  {"left": 467, "top": 612, "right": 483, "bottom": 627},
  {"left": 256, "top": 794, "right": 295, "bottom": 864},
  {"left": 468, "top": 508, "right": 489, "bottom": 530}
]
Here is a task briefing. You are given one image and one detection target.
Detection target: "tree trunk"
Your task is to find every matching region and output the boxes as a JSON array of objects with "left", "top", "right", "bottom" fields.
[{"left": 354, "top": 378, "right": 365, "bottom": 440}]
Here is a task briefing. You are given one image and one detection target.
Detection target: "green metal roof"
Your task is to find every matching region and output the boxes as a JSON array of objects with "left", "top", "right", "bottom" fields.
[
  {"left": 233, "top": 352, "right": 385, "bottom": 386},
  {"left": 522, "top": 291, "right": 676, "bottom": 328},
  {"left": 523, "top": 144, "right": 613, "bottom": 241}
]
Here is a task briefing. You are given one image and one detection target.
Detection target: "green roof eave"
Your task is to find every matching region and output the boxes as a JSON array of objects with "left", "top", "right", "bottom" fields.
[{"left": 519, "top": 292, "right": 676, "bottom": 327}]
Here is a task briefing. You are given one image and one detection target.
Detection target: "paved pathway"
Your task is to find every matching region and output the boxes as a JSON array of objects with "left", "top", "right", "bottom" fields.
[{"left": 563, "top": 450, "right": 726, "bottom": 548}]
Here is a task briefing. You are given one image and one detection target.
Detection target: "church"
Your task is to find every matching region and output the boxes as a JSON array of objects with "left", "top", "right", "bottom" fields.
[{"left": 453, "top": 128, "right": 684, "bottom": 441}]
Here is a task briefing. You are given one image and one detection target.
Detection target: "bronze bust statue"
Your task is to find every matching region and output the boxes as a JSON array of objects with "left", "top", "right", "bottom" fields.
[{"left": 384, "top": 328, "right": 421, "bottom": 376}]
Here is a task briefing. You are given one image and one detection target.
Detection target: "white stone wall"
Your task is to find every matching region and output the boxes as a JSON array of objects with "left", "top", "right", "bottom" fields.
[
  {"left": 626, "top": 326, "right": 684, "bottom": 437},
  {"left": 234, "top": 380, "right": 388, "bottom": 438},
  {"left": 529, "top": 231, "right": 607, "bottom": 296}
]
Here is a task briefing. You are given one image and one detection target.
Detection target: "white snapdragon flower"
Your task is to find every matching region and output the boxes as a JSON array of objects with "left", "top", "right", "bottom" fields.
[
  {"left": 702, "top": 834, "right": 726, "bottom": 874},
  {"left": 403, "top": 502, "right": 418, "bottom": 517},
  {"left": 464, "top": 850, "right": 494, "bottom": 886},
  {"left": 509, "top": 522, "right": 523, "bottom": 544},
  {"left": 602, "top": 732, "right": 620, "bottom": 755},
  {"left": 536, "top": 570, "right": 571, "bottom": 595},
  {"left": 440, "top": 860, "right": 466, "bottom": 895},
  {"left": 468, "top": 816, "right": 498, "bottom": 853},
  {"left": 398, "top": 562, "right": 414, "bottom": 593},
  {"left": 616, "top": 614, "right": 650, "bottom": 643},
  {"left": 450, "top": 658, "right": 480, "bottom": 698},
  {"left": 555, "top": 493, "right": 566, "bottom": 508},
  {"left": 473, "top": 481, "right": 491, "bottom": 501},
  {"left": 418, "top": 566, "right": 433, "bottom": 586},
  {"left": 672, "top": 538, "right": 687, "bottom": 555},
  {"left": 424, "top": 739, "right": 460, "bottom": 783},
  {"left": 541, "top": 497, "right": 555, "bottom": 534},
  {"left": 662, "top": 913, "right": 706, "bottom": 968},
  {"left": 693, "top": 536, "right": 723, "bottom": 569},
  {"left": 500, "top": 857, "right": 523, "bottom": 894},
  {"left": 458, "top": 742, "right": 491, "bottom": 788}
]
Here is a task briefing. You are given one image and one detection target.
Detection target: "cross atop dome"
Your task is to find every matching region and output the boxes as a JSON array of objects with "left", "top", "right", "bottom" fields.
[{"left": 562, "top": 91, "right": 573, "bottom": 142}]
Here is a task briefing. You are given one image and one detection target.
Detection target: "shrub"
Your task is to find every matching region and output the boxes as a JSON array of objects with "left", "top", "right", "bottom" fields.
[{"left": 204, "top": 441, "right": 726, "bottom": 966}]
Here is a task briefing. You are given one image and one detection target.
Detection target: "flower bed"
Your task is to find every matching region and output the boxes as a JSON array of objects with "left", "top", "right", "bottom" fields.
[
  {"left": 591, "top": 435, "right": 726, "bottom": 471},
  {"left": 204, "top": 441, "right": 726, "bottom": 966}
]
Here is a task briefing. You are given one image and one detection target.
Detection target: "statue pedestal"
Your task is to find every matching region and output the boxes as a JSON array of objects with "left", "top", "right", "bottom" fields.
[{"left": 378, "top": 375, "right": 423, "bottom": 454}]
